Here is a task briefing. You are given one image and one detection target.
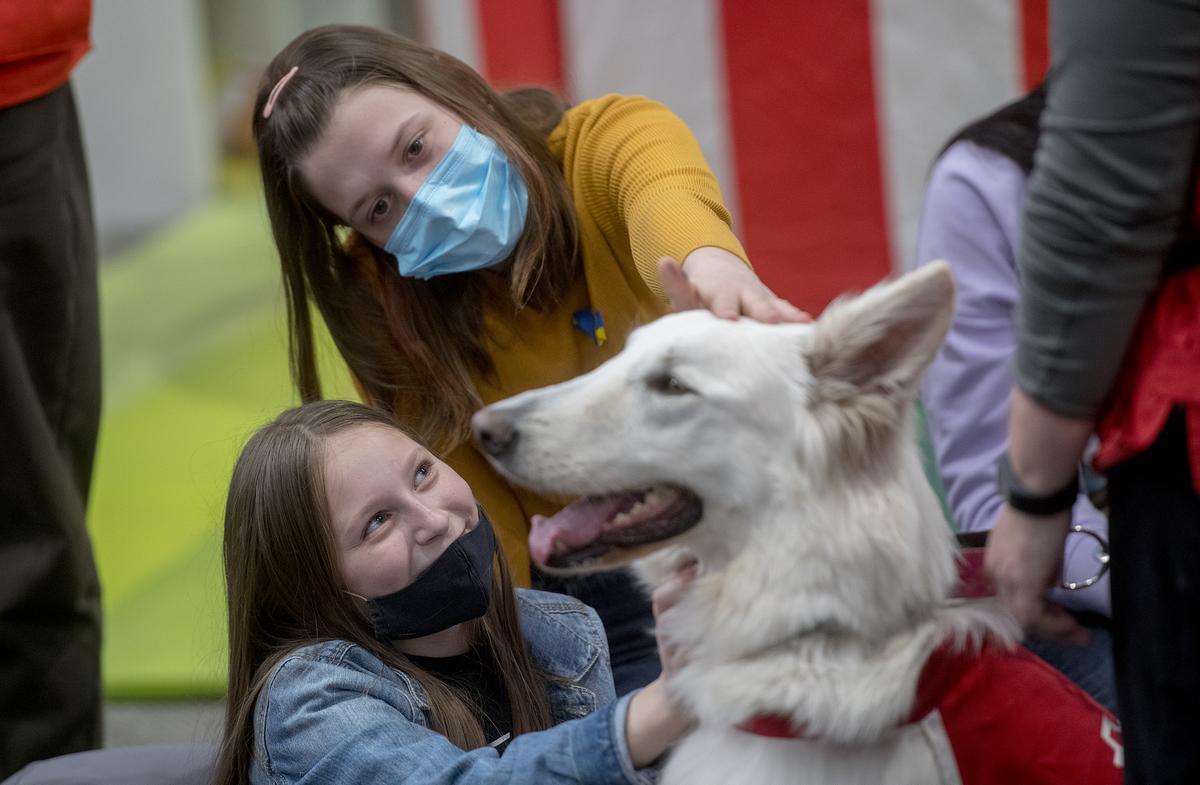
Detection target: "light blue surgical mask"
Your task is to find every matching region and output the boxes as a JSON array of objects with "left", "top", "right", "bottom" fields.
[{"left": 384, "top": 125, "right": 529, "bottom": 280}]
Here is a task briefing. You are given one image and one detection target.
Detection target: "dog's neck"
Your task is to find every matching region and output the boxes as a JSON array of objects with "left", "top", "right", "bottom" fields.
[
  {"left": 659, "top": 448, "right": 1017, "bottom": 741},
  {"left": 668, "top": 598, "right": 1016, "bottom": 743},
  {"left": 677, "top": 449, "right": 960, "bottom": 656}
]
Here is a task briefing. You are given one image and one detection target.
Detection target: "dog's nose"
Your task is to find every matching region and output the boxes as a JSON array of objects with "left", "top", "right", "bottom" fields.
[{"left": 471, "top": 408, "right": 518, "bottom": 457}]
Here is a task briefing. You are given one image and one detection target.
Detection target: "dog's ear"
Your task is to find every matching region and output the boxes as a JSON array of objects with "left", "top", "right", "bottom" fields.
[{"left": 804, "top": 262, "right": 954, "bottom": 405}]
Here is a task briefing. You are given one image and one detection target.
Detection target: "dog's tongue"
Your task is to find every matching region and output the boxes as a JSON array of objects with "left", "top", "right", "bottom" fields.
[{"left": 529, "top": 492, "right": 640, "bottom": 567}]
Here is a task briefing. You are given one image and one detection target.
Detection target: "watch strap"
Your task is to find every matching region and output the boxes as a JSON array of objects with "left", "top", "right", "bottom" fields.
[{"left": 997, "top": 452, "right": 1080, "bottom": 516}]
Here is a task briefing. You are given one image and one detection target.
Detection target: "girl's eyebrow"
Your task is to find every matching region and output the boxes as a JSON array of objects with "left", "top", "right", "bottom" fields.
[{"left": 347, "top": 114, "right": 421, "bottom": 222}]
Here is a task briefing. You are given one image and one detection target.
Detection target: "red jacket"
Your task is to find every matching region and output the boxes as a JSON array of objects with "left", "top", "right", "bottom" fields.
[
  {"left": 1094, "top": 174, "right": 1200, "bottom": 491},
  {"left": 0, "top": 0, "right": 91, "bottom": 108},
  {"left": 1095, "top": 266, "right": 1200, "bottom": 490}
]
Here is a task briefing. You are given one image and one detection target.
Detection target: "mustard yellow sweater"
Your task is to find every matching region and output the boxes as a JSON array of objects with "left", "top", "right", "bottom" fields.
[{"left": 442, "top": 95, "right": 748, "bottom": 583}]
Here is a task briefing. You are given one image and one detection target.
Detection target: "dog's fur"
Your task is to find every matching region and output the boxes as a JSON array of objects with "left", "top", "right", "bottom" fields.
[{"left": 477, "top": 264, "right": 1020, "bottom": 784}]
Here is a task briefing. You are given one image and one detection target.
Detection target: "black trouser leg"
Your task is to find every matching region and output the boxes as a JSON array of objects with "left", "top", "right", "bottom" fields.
[
  {"left": 0, "top": 82, "right": 102, "bottom": 778},
  {"left": 1107, "top": 409, "right": 1200, "bottom": 785}
]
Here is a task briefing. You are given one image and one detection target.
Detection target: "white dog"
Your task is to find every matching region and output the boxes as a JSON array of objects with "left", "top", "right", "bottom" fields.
[{"left": 473, "top": 264, "right": 1122, "bottom": 785}]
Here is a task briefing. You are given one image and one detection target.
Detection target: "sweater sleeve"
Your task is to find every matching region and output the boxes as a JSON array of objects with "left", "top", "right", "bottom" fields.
[
  {"left": 553, "top": 95, "right": 749, "bottom": 296},
  {"left": 1015, "top": 0, "right": 1200, "bottom": 419},
  {"left": 916, "top": 143, "right": 1109, "bottom": 616}
]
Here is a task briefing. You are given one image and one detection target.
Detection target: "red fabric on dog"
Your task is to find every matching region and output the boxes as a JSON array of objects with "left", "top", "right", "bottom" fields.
[
  {"left": 933, "top": 642, "right": 1122, "bottom": 784},
  {"left": 738, "top": 641, "right": 1123, "bottom": 784}
]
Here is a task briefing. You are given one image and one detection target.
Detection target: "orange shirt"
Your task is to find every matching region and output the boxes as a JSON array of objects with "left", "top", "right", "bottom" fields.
[{"left": 0, "top": 0, "right": 91, "bottom": 109}]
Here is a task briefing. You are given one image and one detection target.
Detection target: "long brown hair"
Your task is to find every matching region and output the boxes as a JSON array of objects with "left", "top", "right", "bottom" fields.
[
  {"left": 251, "top": 25, "right": 580, "bottom": 452},
  {"left": 213, "top": 401, "right": 552, "bottom": 785}
]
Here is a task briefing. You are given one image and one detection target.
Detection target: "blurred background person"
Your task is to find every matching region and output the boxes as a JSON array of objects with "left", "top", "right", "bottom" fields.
[{"left": 0, "top": 0, "right": 102, "bottom": 777}]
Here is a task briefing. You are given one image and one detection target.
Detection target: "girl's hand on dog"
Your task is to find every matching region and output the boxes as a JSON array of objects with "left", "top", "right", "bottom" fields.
[
  {"left": 624, "top": 558, "right": 700, "bottom": 767},
  {"left": 658, "top": 251, "right": 810, "bottom": 323},
  {"left": 651, "top": 557, "right": 700, "bottom": 676}
]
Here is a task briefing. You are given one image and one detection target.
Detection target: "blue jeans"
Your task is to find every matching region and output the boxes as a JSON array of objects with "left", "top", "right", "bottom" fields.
[
  {"left": 1023, "top": 612, "right": 1118, "bottom": 714},
  {"left": 531, "top": 568, "right": 661, "bottom": 696}
]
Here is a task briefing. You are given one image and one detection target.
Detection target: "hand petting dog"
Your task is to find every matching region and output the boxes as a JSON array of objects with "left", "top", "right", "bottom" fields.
[
  {"left": 652, "top": 557, "right": 700, "bottom": 677},
  {"left": 658, "top": 250, "right": 810, "bottom": 323},
  {"left": 625, "top": 557, "right": 699, "bottom": 768}
]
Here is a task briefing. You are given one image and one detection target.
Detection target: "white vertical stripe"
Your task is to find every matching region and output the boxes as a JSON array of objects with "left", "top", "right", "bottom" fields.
[
  {"left": 415, "top": 0, "right": 482, "bottom": 71},
  {"left": 921, "top": 711, "right": 966, "bottom": 785},
  {"left": 561, "top": 0, "right": 740, "bottom": 225},
  {"left": 872, "top": 0, "right": 1021, "bottom": 271}
]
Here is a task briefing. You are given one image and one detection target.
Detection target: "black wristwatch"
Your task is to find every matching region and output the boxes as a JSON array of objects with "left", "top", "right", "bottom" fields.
[{"left": 996, "top": 451, "right": 1079, "bottom": 516}]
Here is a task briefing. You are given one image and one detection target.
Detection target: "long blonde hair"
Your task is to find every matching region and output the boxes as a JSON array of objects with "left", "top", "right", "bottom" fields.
[
  {"left": 213, "top": 401, "right": 552, "bottom": 785},
  {"left": 251, "top": 26, "right": 580, "bottom": 452}
]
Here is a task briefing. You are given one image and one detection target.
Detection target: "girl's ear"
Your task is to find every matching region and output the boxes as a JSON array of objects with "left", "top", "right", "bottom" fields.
[{"left": 803, "top": 261, "right": 955, "bottom": 406}]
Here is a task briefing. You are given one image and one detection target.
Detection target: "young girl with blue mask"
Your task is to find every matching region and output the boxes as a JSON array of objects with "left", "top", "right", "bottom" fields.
[
  {"left": 212, "top": 400, "right": 695, "bottom": 785},
  {"left": 252, "top": 24, "right": 805, "bottom": 697}
]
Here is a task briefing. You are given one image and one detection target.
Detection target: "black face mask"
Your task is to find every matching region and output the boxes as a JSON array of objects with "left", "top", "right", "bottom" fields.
[{"left": 364, "top": 509, "right": 496, "bottom": 641}]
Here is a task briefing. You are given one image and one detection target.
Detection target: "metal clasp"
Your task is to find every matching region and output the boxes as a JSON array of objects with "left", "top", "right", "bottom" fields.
[{"left": 1060, "top": 524, "right": 1111, "bottom": 591}]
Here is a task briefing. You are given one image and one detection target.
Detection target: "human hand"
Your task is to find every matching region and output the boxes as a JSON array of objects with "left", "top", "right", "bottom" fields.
[
  {"left": 657, "top": 249, "right": 810, "bottom": 323},
  {"left": 650, "top": 557, "right": 700, "bottom": 677},
  {"left": 625, "top": 559, "right": 699, "bottom": 767},
  {"left": 984, "top": 504, "right": 1089, "bottom": 645}
]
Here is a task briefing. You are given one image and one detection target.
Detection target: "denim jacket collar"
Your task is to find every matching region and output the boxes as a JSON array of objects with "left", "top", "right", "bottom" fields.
[{"left": 398, "top": 588, "right": 608, "bottom": 722}]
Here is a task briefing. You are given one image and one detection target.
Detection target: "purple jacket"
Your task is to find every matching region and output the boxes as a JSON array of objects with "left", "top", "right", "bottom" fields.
[{"left": 913, "top": 140, "right": 1110, "bottom": 617}]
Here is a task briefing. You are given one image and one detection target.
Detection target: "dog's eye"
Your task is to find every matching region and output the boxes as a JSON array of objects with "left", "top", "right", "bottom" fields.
[{"left": 646, "top": 373, "right": 693, "bottom": 396}]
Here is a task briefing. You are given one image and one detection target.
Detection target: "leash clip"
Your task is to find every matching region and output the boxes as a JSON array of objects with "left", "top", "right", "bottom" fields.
[
  {"left": 954, "top": 524, "right": 1110, "bottom": 597},
  {"left": 1060, "top": 524, "right": 1110, "bottom": 591}
]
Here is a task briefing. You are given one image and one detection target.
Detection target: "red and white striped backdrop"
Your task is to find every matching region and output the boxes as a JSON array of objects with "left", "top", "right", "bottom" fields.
[{"left": 415, "top": 0, "right": 1047, "bottom": 313}]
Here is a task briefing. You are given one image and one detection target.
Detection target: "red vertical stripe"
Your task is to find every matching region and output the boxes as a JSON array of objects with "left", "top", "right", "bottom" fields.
[
  {"left": 476, "top": 0, "right": 566, "bottom": 95},
  {"left": 719, "top": 1, "right": 892, "bottom": 313},
  {"left": 1020, "top": 0, "right": 1049, "bottom": 91}
]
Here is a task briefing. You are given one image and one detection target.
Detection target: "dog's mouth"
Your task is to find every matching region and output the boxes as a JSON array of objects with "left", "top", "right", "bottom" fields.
[{"left": 529, "top": 484, "right": 703, "bottom": 570}]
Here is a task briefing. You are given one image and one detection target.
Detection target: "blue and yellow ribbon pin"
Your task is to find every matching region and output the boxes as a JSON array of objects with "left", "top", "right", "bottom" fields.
[{"left": 572, "top": 309, "right": 607, "bottom": 347}]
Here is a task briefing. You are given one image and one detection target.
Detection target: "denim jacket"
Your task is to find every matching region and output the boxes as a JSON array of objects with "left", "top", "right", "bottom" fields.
[{"left": 250, "top": 589, "right": 656, "bottom": 785}]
